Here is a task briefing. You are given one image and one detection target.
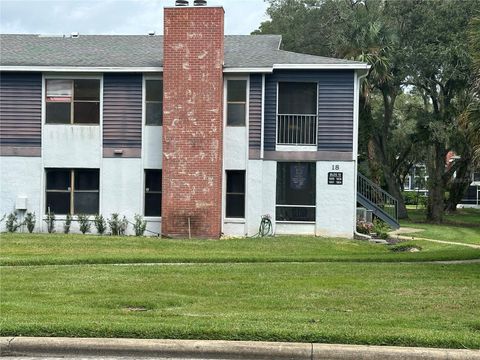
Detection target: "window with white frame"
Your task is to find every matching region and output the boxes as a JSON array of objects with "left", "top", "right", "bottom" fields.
[
  {"left": 226, "top": 80, "right": 247, "bottom": 126},
  {"left": 225, "top": 170, "right": 246, "bottom": 218},
  {"left": 277, "top": 82, "right": 317, "bottom": 145},
  {"left": 145, "top": 79, "right": 163, "bottom": 125},
  {"left": 45, "top": 79, "right": 100, "bottom": 124},
  {"left": 45, "top": 169, "right": 99, "bottom": 215},
  {"left": 144, "top": 169, "right": 162, "bottom": 216},
  {"left": 276, "top": 162, "right": 316, "bottom": 221}
]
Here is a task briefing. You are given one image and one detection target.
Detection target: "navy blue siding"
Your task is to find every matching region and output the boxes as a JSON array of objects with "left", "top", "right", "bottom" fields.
[
  {"left": 103, "top": 74, "right": 142, "bottom": 150},
  {"left": 264, "top": 70, "right": 354, "bottom": 152},
  {"left": 249, "top": 74, "right": 262, "bottom": 151},
  {"left": 0, "top": 72, "right": 42, "bottom": 149}
]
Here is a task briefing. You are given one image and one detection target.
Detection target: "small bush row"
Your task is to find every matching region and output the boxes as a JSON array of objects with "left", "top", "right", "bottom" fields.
[
  {"left": 402, "top": 191, "right": 427, "bottom": 206},
  {"left": 356, "top": 218, "right": 391, "bottom": 239},
  {"left": 4, "top": 212, "right": 150, "bottom": 237}
]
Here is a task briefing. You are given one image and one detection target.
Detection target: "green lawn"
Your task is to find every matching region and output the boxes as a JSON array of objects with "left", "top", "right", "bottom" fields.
[
  {"left": 1, "top": 262, "right": 479, "bottom": 348},
  {"left": 1, "top": 233, "right": 480, "bottom": 266},
  {"left": 400, "top": 208, "right": 480, "bottom": 245},
  {"left": 1, "top": 231, "right": 479, "bottom": 349}
]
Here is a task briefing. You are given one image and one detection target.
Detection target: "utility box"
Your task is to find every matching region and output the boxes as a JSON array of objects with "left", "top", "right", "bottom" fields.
[{"left": 15, "top": 196, "right": 28, "bottom": 210}]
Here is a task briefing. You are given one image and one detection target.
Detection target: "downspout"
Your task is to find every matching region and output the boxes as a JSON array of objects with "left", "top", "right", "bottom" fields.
[{"left": 353, "top": 69, "right": 371, "bottom": 240}]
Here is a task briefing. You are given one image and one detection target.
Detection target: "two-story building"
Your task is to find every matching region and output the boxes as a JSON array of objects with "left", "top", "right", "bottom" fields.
[{"left": 0, "top": 3, "right": 372, "bottom": 238}]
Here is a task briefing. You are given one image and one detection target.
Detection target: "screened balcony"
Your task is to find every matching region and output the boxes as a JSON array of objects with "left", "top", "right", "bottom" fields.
[{"left": 277, "top": 82, "right": 318, "bottom": 146}]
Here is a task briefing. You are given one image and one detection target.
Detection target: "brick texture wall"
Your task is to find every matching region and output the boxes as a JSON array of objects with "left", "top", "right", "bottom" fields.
[{"left": 162, "top": 6, "right": 224, "bottom": 238}]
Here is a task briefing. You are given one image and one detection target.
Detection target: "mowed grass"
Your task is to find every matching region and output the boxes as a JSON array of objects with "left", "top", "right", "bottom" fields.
[
  {"left": 1, "top": 262, "right": 479, "bottom": 348},
  {"left": 1, "top": 233, "right": 480, "bottom": 266},
  {"left": 400, "top": 208, "right": 480, "bottom": 245}
]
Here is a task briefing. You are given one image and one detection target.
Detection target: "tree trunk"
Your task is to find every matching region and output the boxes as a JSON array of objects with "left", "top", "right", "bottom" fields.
[
  {"left": 445, "top": 156, "right": 472, "bottom": 212},
  {"left": 426, "top": 143, "right": 446, "bottom": 223},
  {"left": 384, "top": 173, "right": 409, "bottom": 219}
]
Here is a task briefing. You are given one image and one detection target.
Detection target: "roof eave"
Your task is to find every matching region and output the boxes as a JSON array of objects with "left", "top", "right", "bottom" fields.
[{"left": 0, "top": 66, "right": 164, "bottom": 72}]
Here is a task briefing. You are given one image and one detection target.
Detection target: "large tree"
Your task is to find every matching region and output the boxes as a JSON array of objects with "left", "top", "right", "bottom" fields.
[
  {"left": 255, "top": 0, "right": 479, "bottom": 222},
  {"left": 255, "top": 0, "right": 412, "bottom": 218},
  {"left": 395, "top": 0, "right": 478, "bottom": 222}
]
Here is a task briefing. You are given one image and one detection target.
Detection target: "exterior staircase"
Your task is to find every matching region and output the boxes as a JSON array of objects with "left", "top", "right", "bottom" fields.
[{"left": 357, "top": 173, "right": 400, "bottom": 229}]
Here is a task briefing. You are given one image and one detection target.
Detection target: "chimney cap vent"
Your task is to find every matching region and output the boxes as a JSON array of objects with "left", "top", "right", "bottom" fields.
[
  {"left": 194, "top": 0, "right": 207, "bottom": 5},
  {"left": 70, "top": 32, "right": 79, "bottom": 38},
  {"left": 148, "top": 30, "right": 155, "bottom": 36},
  {"left": 175, "top": 0, "right": 189, "bottom": 5}
]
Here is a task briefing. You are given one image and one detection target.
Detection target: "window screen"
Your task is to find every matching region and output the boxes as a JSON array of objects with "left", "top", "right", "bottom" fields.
[
  {"left": 227, "top": 80, "right": 247, "bottom": 126},
  {"left": 46, "top": 79, "right": 100, "bottom": 124},
  {"left": 45, "top": 169, "right": 99, "bottom": 215},
  {"left": 146, "top": 80, "right": 163, "bottom": 125},
  {"left": 226, "top": 170, "right": 245, "bottom": 218},
  {"left": 278, "top": 82, "right": 317, "bottom": 115},
  {"left": 145, "top": 170, "right": 162, "bottom": 216},
  {"left": 276, "top": 162, "right": 316, "bottom": 221}
]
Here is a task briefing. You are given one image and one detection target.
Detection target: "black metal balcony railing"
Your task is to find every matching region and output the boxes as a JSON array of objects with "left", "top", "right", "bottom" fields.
[{"left": 277, "top": 114, "right": 317, "bottom": 145}]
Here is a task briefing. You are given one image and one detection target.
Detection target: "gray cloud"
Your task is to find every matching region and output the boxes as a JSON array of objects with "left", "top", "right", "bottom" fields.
[{"left": 0, "top": 0, "right": 269, "bottom": 35}]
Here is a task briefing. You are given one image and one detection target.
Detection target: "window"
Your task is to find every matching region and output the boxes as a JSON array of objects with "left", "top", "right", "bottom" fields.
[
  {"left": 278, "top": 82, "right": 317, "bottom": 115},
  {"left": 276, "top": 162, "right": 316, "bottom": 221},
  {"left": 226, "top": 80, "right": 247, "bottom": 126},
  {"left": 277, "top": 82, "right": 317, "bottom": 145},
  {"left": 45, "top": 169, "right": 99, "bottom": 215},
  {"left": 46, "top": 79, "right": 100, "bottom": 124},
  {"left": 226, "top": 170, "right": 245, "bottom": 218},
  {"left": 145, "top": 170, "right": 162, "bottom": 216},
  {"left": 145, "top": 80, "right": 163, "bottom": 125},
  {"left": 473, "top": 172, "right": 480, "bottom": 182}
]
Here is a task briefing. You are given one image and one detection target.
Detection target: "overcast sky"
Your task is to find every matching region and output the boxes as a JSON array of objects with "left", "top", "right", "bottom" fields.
[{"left": 0, "top": 0, "right": 270, "bottom": 36}]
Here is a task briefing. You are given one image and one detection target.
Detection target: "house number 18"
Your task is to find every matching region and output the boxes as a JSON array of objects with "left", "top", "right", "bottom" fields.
[{"left": 331, "top": 165, "right": 340, "bottom": 170}]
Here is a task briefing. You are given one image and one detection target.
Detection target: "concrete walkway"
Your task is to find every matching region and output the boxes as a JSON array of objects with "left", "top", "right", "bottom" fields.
[
  {"left": 2, "top": 337, "right": 480, "bottom": 360},
  {"left": 389, "top": 227, "right": 480, "bottom": 249}
]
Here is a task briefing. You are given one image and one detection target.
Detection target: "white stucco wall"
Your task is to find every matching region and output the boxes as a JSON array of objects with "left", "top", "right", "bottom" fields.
[
  {"left": 0, "top": 156, "right": 43, "bottom": 232},
  {"left": 43, "top": 125, "right": 101, "bottom": 168},
  {"left": 224, "top": 127, "right": 247, "bottom": 170},
  {"left": 316, "top": 161, "right": 355, "bottom": 238},
  {"left": 261, "top": 160, "right": 277, "bottom": 234},
  {"left": 246, "top": 160, "right": 263, "bottom": 235},
  {"left": 101, "top": 158, "right": 143, "bottom": 235},
  {"left": 143, "top": 126, "right": 162, "bottom": 169},
  {"left": 276, "top": 223, "right": 316, "bottom": 235}
]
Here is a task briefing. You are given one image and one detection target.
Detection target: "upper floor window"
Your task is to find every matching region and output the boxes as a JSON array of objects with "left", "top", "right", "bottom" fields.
[
  {"left": 277, "top": 82, "right": 317, "bottom": 145},
  {"left": 45, "top": 168, "right": 99, "bottom": 215},
  {"left": 145, "top": 79, "right": 163, "bottom": 125},
  {"left": 46, "top": 79, "right": 100, "bottom": 124},
  {"left": 226, "top": 80, "right": 247, "bottom": 126}
]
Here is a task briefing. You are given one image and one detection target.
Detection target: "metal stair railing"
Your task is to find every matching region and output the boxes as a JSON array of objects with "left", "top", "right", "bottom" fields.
[{"left": 357, "top": 173, "right": 398, "bottom": 225}]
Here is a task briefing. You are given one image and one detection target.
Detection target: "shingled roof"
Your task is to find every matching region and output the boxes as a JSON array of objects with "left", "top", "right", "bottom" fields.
[{"left": 0, "top": 34, "right": 367, "bottom": 69}]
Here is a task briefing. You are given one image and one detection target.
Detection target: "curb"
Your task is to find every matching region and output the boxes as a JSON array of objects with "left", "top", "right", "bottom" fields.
[{"left": 1, "top": 337, "right": 480, "bottom": 359}]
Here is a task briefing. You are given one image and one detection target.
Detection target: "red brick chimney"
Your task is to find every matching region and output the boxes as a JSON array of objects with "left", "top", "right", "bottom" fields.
[{"left": 162, "top": 5, "right": 224, "bottom": 238}]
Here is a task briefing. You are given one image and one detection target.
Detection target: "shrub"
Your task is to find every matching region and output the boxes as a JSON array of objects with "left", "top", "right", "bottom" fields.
[
  {"left": 94, "top": 214, "right": 107, "bottom": 235},
  {"left": 133, "top": 214, "right": 147, "bottom": 236},
  {"left": 373, "top": 219, "right": 391, "bottom": 239},
  {"left": 46, "top": 212, "right": 56, "bottom": 233},
  {"left": 24, "top": 212, "right": 36, "bottom": 233},
  {"left": 5, "top": 212, "right": 20, "bottom": 233},
  {"left": 63, "top": 214, "right": 72, "bottom": 234},
  {"left": 108, "top": 213, "right": 128, "bottom": 236},
  {"left": 356, "top": 220, "right": 373, "bottom": 235},
  {"left": 402, "top": 191, "right": 428, "bottom": 207},
  {"left": 77, "top": 214, "right": 91, "bottom": 234}
]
